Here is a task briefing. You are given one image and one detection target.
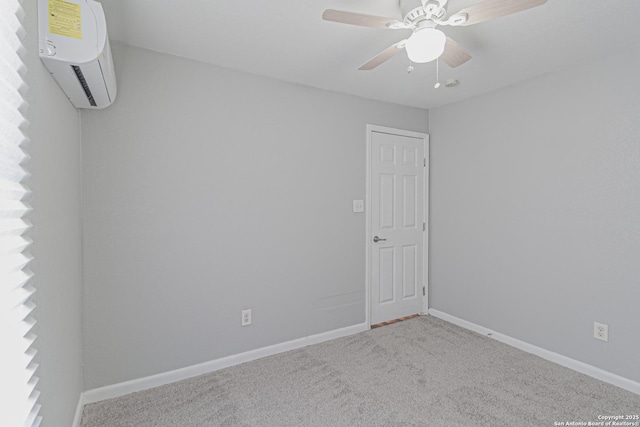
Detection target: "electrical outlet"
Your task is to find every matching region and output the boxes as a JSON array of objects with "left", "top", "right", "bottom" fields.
[
  {"left": 241, "top": 309, "right": 252, "bottom": 327},
  {"left": 593, "top": 322, "right": 608, "bottom": 342}
]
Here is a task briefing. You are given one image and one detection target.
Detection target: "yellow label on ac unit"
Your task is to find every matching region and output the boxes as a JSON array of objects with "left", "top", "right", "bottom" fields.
[{"left": 48, "top": 0, "right": 82, "bottom": 39}]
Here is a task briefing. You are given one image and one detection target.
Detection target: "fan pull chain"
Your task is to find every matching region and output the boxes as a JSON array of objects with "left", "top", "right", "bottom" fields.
[
  {"left": 434, "top": 59, "right": 441, "bottom": 88},
  {"left": 407, "top": 59, "right": 414, "bottom": 74}
]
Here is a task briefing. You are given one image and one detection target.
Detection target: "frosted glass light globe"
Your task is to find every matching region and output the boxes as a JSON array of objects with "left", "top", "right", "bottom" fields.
[{"left": 405, "top": 28, "right": 446, "bottom": 63}]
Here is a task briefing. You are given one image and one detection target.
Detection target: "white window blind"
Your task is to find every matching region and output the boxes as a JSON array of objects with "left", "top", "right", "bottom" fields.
[{"left": 0, "top": 0, "right": 41, "bottom": 426}]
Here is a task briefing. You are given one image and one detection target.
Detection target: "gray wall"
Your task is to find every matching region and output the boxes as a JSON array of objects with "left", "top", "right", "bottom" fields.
[
  {"left": 81, "top": 43, "right": 428, "bottom": 390},
  {"left": 429, "top": 49, "right": 640, "bottom": 382},
  {"left": 23, "top": 1, "right": 84, "bottom": 425}
]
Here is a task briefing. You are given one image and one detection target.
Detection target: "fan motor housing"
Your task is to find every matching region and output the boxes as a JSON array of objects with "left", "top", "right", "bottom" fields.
[{"left": 400, "top": 0, "right": 447, "bottom": 26}]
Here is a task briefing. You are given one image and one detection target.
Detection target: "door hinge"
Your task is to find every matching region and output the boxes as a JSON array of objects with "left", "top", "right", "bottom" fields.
[
  {"left": 423, "top": 286, "right": 426, "bottom": 296},
  {"left": 423, "top": 222, "right": 426, "bottom": 231},
  {"left": 423, "top": 158, "right": 426, "bottom": 167}
]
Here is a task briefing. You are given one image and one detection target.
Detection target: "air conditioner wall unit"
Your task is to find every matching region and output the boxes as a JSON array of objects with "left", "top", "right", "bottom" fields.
[{"left": 38, "top": 0, "right": 117, "bottom": 109}]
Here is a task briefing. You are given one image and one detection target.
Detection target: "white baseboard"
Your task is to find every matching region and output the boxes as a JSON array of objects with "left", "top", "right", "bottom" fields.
[
  {"left": 428, "top": 309, "right": 640, "bottom": 396},
  {"left": 71, "top": 392, "right": 84, "bottom": 427},
  {"left": 82, "top": 322, "right": 369, "bottom": 405}
]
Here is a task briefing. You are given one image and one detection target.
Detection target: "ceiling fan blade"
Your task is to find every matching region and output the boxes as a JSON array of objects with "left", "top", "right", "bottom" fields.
[
  {"left": 455, "top": 0, "right": 548, "bottom": 26},
  {"left": 358, "top": 41, "right": 406, "bottom": 70},
  {"left": 440, "top": 37, "right": 471, "bottom": 68},
  {"left": 322, "top": 9, "right": 404, "bottom": 29}
]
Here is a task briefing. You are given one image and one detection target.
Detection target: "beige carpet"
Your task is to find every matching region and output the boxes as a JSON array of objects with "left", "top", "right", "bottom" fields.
[{"left": 80, "top": 316, "right": 640, "bottom": 426}]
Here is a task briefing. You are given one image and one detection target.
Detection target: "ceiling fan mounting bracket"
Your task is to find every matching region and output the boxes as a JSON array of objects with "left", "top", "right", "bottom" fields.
[{"left": 446, "top": 13, "right": 468, "bottom": 26}]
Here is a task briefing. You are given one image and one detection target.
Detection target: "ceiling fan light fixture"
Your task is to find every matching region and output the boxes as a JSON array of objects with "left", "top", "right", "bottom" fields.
[{"left": 405, "top": 28, "right": 446, "bottom": 63}]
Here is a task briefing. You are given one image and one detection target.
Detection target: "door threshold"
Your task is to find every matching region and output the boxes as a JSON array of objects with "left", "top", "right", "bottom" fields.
[{"left": 371, "top": 313, "right": 421, "bottom": 329}]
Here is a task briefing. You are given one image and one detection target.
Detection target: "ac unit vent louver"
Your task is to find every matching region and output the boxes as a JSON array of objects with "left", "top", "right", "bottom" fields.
[{"left": 71, "top": 65, "right": 97, "bottom": 107}]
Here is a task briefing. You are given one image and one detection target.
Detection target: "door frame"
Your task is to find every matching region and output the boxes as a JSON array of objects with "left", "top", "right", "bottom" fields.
[{"left": 365, "top": 124, "right": 429, "bottom": 327}]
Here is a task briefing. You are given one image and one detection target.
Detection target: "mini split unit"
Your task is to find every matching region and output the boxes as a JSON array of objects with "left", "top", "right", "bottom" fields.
[{"left": 38, "top": 0, "right": 117, "bottom": 109}]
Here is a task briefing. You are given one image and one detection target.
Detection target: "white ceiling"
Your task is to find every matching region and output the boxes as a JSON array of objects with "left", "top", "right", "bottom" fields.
[{"left": 99, "top": 0, "right": 640, "bottom": 109}]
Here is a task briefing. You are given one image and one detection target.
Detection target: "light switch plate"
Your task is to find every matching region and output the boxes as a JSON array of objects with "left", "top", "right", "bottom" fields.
[{"left": 353, "top": 200, "right": 364, "bottom": 213}]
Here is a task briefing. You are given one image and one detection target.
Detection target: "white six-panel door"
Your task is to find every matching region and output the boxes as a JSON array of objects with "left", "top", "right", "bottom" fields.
[{"left": 368, "top": 126, "right": 427, "bottom": 325}]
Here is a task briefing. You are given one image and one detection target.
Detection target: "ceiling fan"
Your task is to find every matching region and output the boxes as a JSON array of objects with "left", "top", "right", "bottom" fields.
[{"left": 322, "top": 0, "right": 548, "bottom": 70}]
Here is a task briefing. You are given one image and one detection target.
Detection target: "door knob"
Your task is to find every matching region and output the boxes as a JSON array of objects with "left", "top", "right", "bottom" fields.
[{"left": 373, "top": 236, "right": 387, "bottom": 242}]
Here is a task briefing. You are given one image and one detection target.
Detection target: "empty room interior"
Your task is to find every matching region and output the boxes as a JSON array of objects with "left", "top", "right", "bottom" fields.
[{"left": 3, "top": 0, "right": 640, "bottom": 426}]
